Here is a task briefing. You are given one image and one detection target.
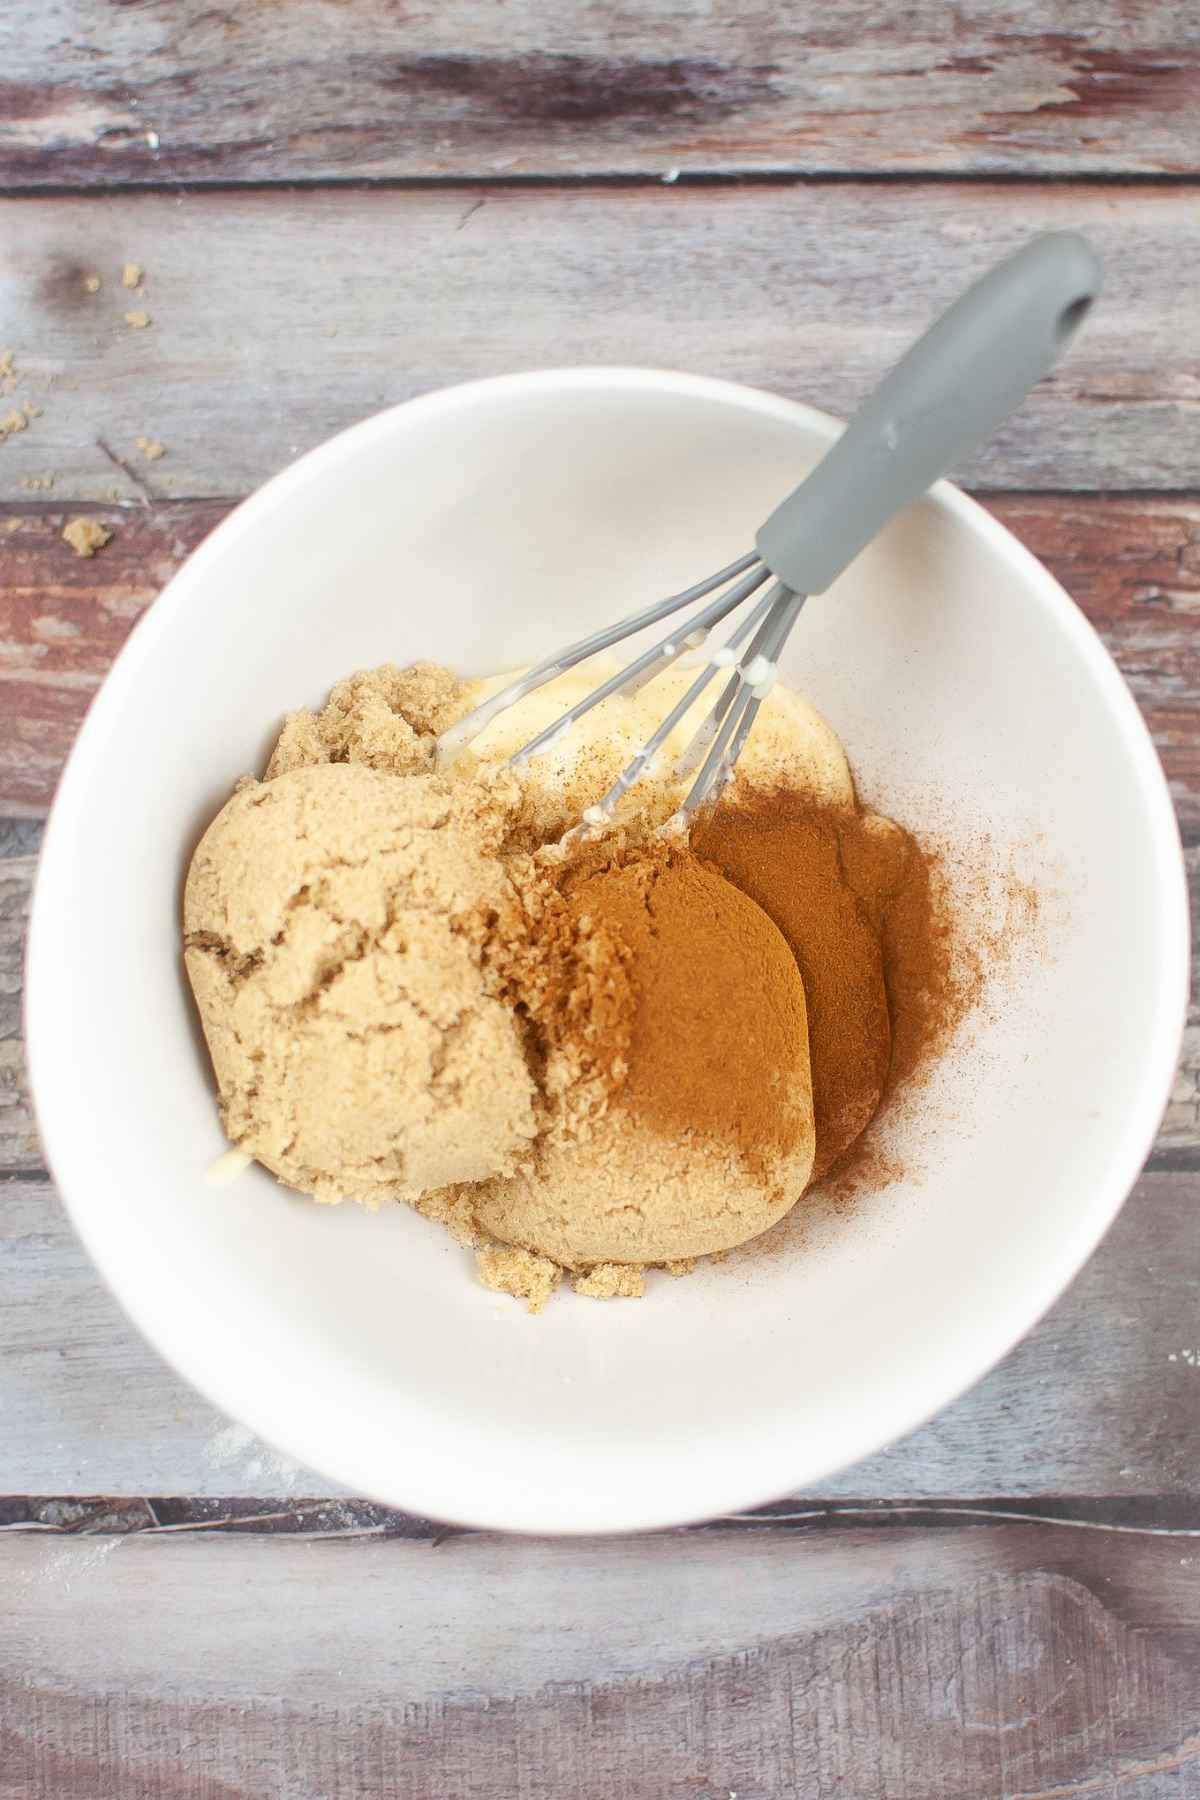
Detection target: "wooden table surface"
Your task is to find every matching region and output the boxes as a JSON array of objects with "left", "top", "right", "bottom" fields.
[{"left": 3, "top": 6, "right": 1200, "bottom": 1795}]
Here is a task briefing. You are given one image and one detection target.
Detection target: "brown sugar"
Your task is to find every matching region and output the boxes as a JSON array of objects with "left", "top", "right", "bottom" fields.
[
  {"left": 62, "top": 517, "right": 113, "bottom": 558},
  {"left": 477, "top": 1243, "right": 560, "bottom": 1313},
  {"left": 267, "top": 662, "right": 473, "bottom": 781},
  {"left": 572, "top": 1262, "right": 646, "bottom": 1299}
]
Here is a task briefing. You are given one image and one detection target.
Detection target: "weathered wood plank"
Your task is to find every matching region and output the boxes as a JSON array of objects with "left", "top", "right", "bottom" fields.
[
  {"left": 3, "top": 1170, "right": 1198, "bottom": 1502},
  {"left": 0, "top": 844, "right": 37, "bottom": 1172},
  {"left": 4, "top": 1520, "right": 1200, "bottom": 1797},
  {"left": 3, "top": 494, "right": 1197, "bottom": 828},
  {"left": 1, "top": 185, "right": 1197, "bottom": 500},
  {"left": 0, "top": 504, "right": 226, "bottom": 820},
  {"left": 3, "top": 1, "right": 1200, "bottom": 185}
]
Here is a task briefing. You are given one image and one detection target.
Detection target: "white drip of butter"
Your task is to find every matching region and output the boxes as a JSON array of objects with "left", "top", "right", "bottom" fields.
[{"left": 204, "top": 1146, "right": 254, "bottom": 1189}]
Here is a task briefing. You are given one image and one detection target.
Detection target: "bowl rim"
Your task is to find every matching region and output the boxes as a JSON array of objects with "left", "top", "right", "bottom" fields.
[{"left": 26, "top": 366, "right": 1191, "bottom": 1534}]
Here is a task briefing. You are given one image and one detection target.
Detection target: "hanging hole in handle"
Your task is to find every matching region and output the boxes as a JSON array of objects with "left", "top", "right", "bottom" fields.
[{"left": 1056, "top": 295, "right": 1094, "bottom": 343}]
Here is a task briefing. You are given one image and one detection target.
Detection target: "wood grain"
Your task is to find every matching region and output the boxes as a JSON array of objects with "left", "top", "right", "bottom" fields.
[
  {"left": 3, "top": 1167, "right": 1198, "bottom": 1502},
  {"left": 1, "top": 185, "right": 1198, "bottom": 502},
  {"left": 4, "top": 1520, "right": 1200, "bottom": 1797},
  {"left": 3, "top": 494, "right": 1197, "bottom": 827},
  {"left": 3, "top": 11, "right": 1197, "bottom": 1779},
  {"left": 3, "top": 1, "right": 1199, "bottom": 185}
]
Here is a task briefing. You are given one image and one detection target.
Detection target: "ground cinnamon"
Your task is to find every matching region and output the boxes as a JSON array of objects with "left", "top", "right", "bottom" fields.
[
  {"left": 553, "top": 843, "right": 813, "bottom": 1179},
  {"left": 696, "top": 789, "right": 964, "bottom": 1177},
  {"left": 468, "top": 840, "right": 818, "bottom": 1274}
]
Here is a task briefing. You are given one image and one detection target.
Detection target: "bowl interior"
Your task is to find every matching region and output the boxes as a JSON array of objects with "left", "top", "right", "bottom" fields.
[{"left": 28, "top": 370, "right": 1186, "bottom": 1532}]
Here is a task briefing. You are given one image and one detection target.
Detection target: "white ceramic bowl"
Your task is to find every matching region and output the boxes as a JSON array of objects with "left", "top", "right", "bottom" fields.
[{"left": 27, "top": 370, "right": 1188, "bottom": 1534}]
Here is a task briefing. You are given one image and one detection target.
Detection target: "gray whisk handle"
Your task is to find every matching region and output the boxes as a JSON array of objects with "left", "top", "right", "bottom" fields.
[{"left": 755, "top": 231, "right": 1102, "bottom": 596}]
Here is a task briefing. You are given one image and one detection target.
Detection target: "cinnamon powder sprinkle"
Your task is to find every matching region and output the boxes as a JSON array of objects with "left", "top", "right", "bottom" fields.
[
  {"left": 552, "top": 841, "right": 812, "bottom": 1180},
  {"left": 696, "top": 788, "right": 975, "bottom": 1182}
]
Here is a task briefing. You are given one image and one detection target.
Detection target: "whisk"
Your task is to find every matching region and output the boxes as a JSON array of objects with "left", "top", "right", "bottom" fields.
[{"left": 438, "top": 233, "right": 1101, "bottom": 829}]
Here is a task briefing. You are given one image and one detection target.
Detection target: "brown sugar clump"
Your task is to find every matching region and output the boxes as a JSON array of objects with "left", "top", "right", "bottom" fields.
[
  {"left": 183, "top": 764, "right": 538, "bottom": 1206},
  {"left": 122, "top": 262, "right": 143, "bottom": 289},
  {"left": 572, "top": 1263, "right": 645, "bottom": 1299},
  {"left": 477, "top": 1244, "right": 560, "bottom": 1313},
  {"left": 135, "top": 435, "right": 165, "bottom": 460},
  {"left": 266, "top": 662, "right": 473, "bottom": 780},
  {"left": 62, "top": 517, "right": 113, "bottom": 558},
  {"left": 124, "top": 310, "right": 151, "bottom": 329}
]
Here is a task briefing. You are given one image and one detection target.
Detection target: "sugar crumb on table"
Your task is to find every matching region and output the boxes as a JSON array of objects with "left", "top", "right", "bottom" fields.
[
  {"left": 121, "top": 262, "right": 143, "bottom": 289},
  {"left": 83, "top": 273, "right": 101, "bottom": 293},
  {"left": 0, "top": 406, "right": 38, "bottom": 444},
  {"left": 135, "top": 435, "right": 166, "bottom": 460},
  {"left": 62, "top": 517, "right": 113, "bottom": 558},
  {"left": 124, "top": 310, "right": 151, "bottom": 330}
]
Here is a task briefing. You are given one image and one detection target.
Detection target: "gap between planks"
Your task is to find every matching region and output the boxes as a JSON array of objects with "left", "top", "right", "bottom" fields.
[
  {"left": 8, "top": 171, "right": 1200, "bottom": 201},
  {"left": 6, "top": 1494, "right": 1200, "bottom": 1540}
]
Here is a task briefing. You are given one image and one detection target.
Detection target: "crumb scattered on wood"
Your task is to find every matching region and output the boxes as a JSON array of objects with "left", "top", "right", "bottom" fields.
[
  {"left": 20, "top": 475, "right": 54, "bottom": 491},
  {"left": 3, "top": 518, "right": 23, "bottom": 534},
  {"left": 135, "top": 435, "right": 165, "bottom": 461},
  {"left": 84, "top": 274, "right": 101, "bottom": 293},
  {"left": 0, "top": 350, "right": 13, "bottom": 379},
  {"left": 62, "top": 517, "right": 113, "bottom": 558},
  {"left": 124, "top": 310, "right": 151, "bottom": 330},
  {"left": 122, "top": 263, "right": 143, "bottom": 289},
  {"left": 0, "top": 406, "right": 35, "bottom": 444}
]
